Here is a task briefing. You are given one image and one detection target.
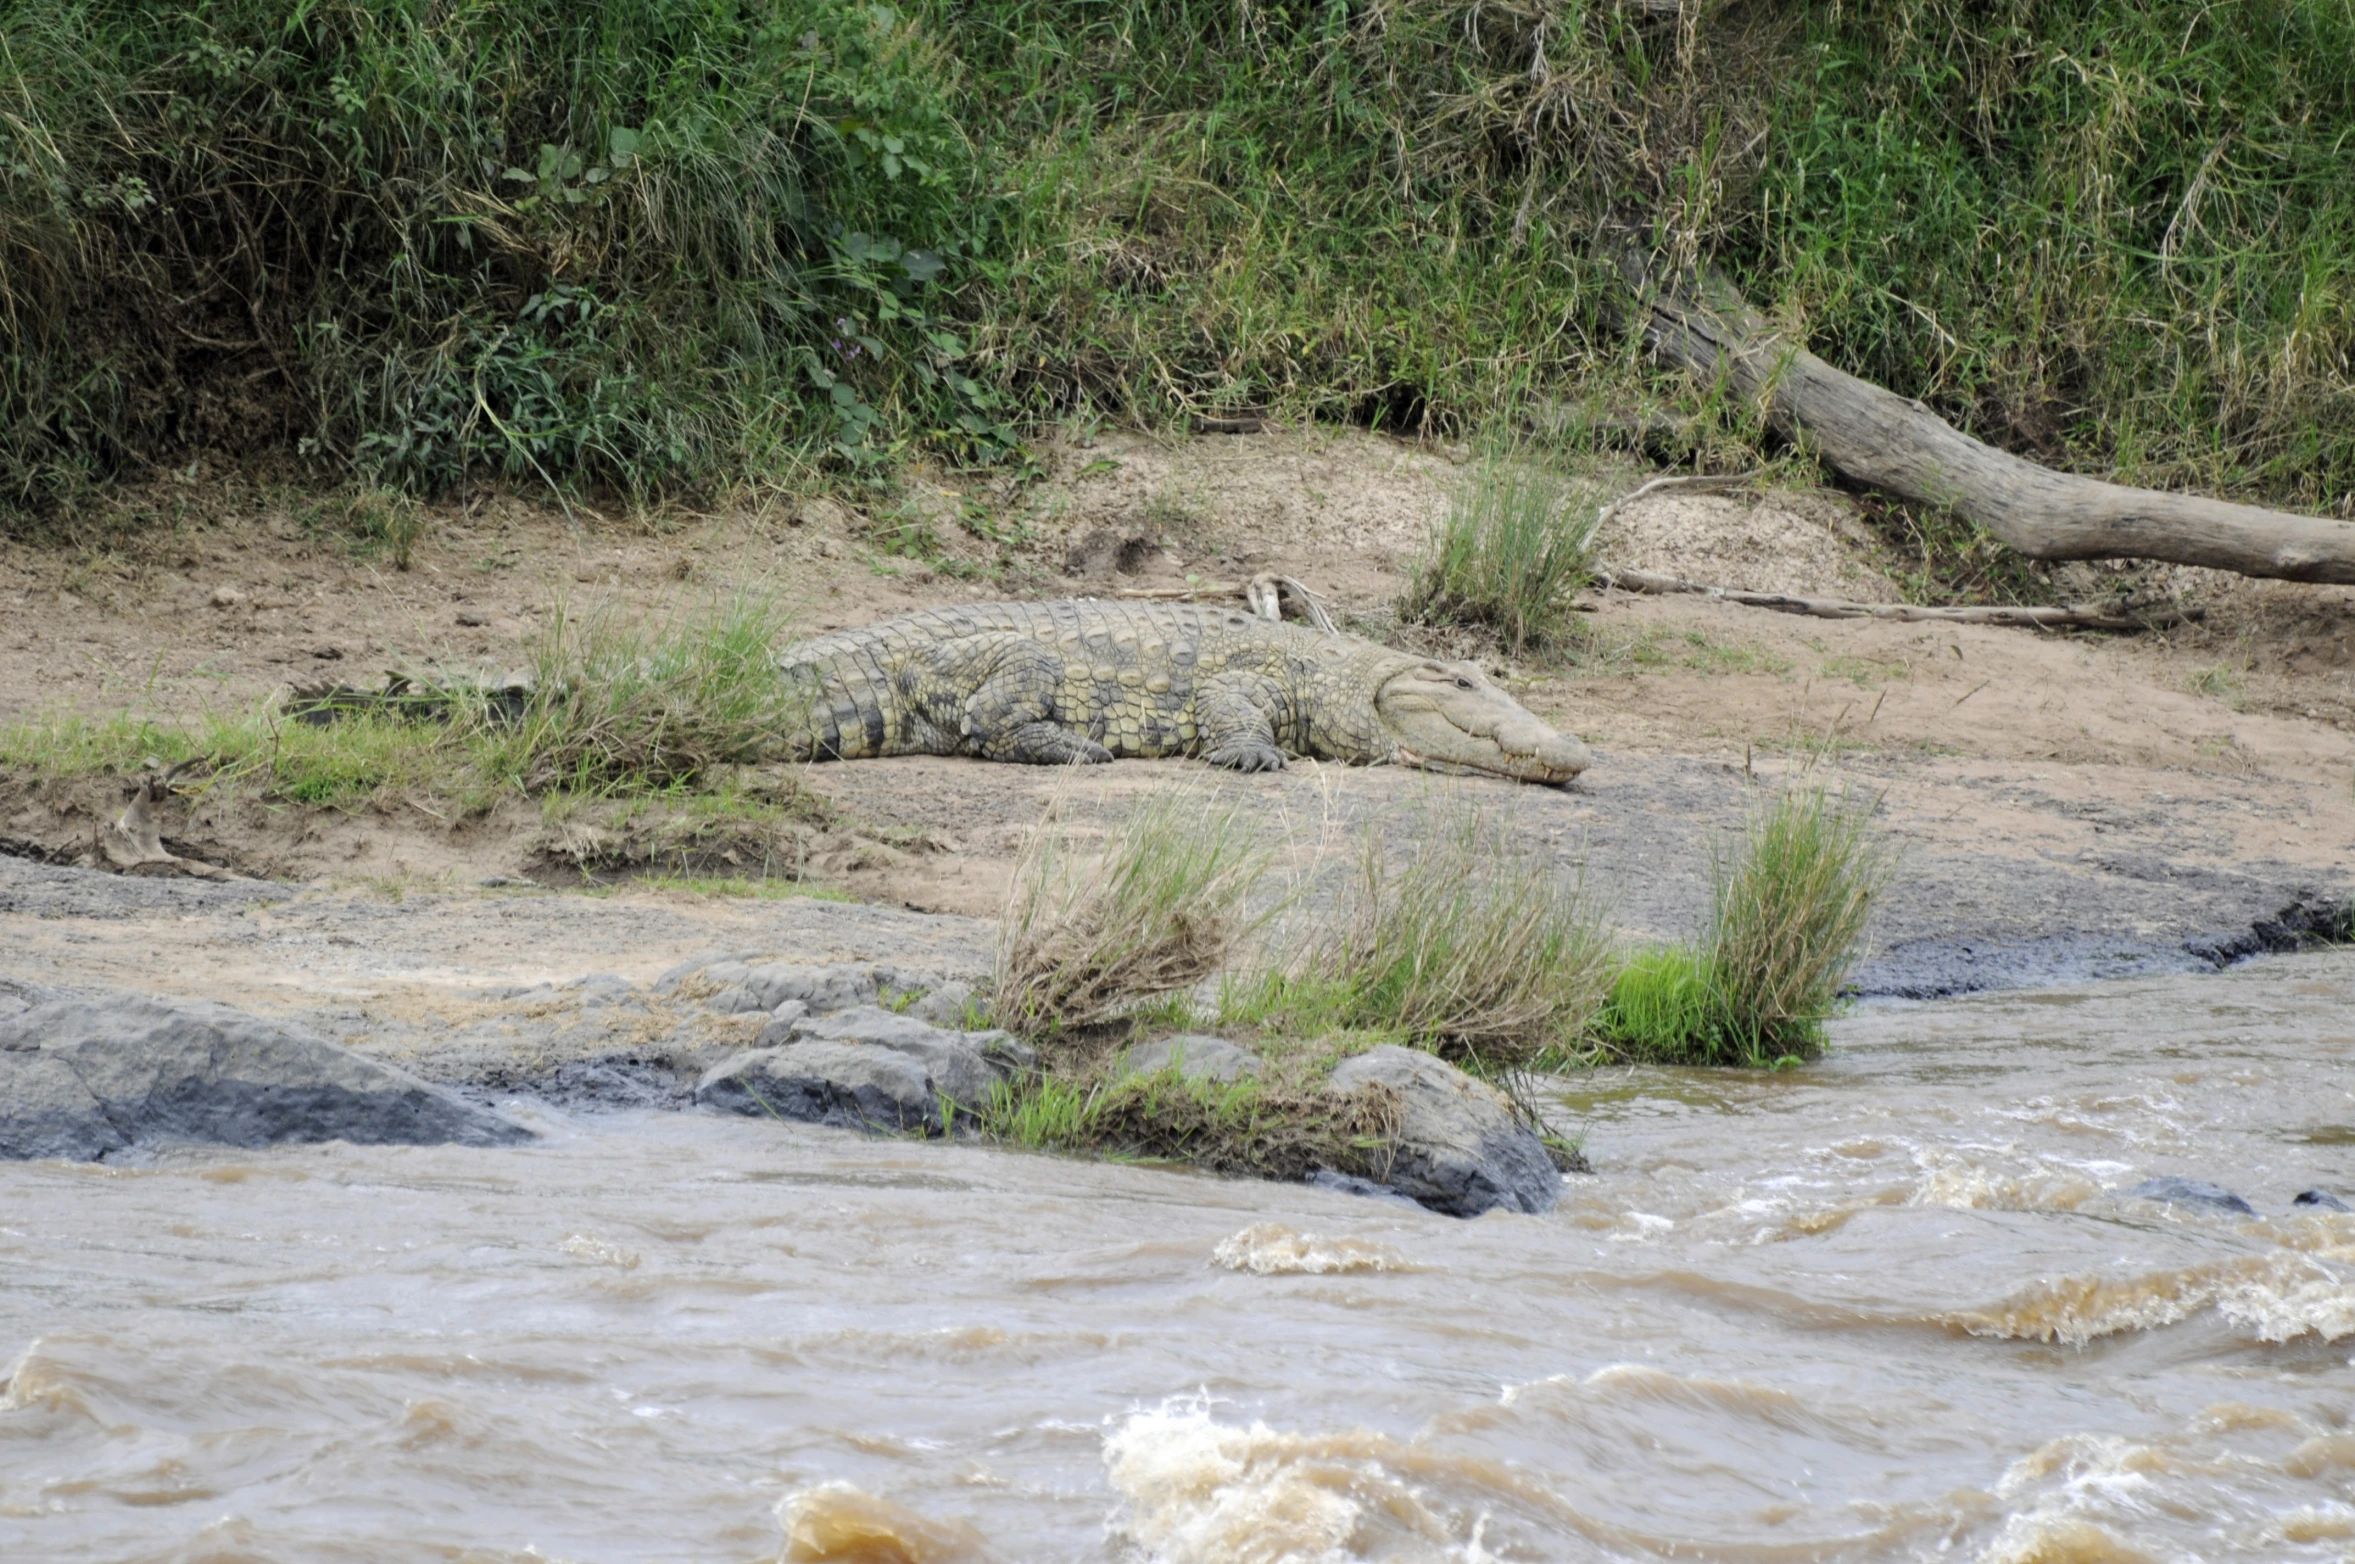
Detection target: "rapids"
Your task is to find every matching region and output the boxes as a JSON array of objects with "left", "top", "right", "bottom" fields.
[{"left": 5, "top": 950, "right": 2354, "bottom": 1562}]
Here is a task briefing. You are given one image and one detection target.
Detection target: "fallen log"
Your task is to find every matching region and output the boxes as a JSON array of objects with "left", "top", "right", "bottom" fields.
[
  {"left": 1590, "top": 566, "right": 2201, "bottom": 631},
  {"left": 1621, "top": 260, "right": 2355, "bottom": 585}
]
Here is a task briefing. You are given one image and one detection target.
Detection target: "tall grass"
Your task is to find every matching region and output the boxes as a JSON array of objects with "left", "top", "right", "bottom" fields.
[
  {"left": 954, "top": 0, "right": 2355, "bottom": 511},
  {"left": 10, "top": 2, "right": 2352, "bottom": 523},
  {"left": 992, "top": 788, "right": 1267, "bottom": 1036},
  {"left": 1235, "top": 807, "right": 1614, "bottom": 1066},
  {"left": 0, "top": 0, "right": 1004, "bottom": 512},
  {"left": 483, "top": 594, "right": 807, "bottom": 793},
  {"left": 1399, "top": 458, "right": 1600, "bottom": 656},
  {"left": 1596, "top": 788, "right": 1892, "bottom": 1067}
]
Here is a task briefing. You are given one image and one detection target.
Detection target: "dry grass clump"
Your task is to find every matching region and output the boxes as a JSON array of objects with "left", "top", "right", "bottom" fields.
[
  {"left": 1233, "top": 805, "right": 1613, "bottom": 1066},
  {"left": 991, "top": 788, "right": 1267, "bottom": 1037},
  {"left": 482, "top": 594, "right": 806, "bottom": 793},
  {"left": 1398, "top": 457, "right": 1601, "bottom": 657}
]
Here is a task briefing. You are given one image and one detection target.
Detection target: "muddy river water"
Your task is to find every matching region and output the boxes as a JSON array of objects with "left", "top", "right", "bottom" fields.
[{"left": 5, "top": 950, "right": 2354, "bottom": 1563}]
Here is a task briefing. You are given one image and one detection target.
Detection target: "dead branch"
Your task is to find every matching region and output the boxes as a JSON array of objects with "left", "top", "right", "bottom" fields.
[
  {"left": 1592, "top": 566, "right": 2201, "bottom": 631},
  {"left": 1621, "top": 258, "right": 2355, "bottom": 585},
  {"left": 98, "top": 757, "right": 245, "bottom": 880},
  {"left": 1113, "top": 573, "right": 1340, "bottom": 633}
]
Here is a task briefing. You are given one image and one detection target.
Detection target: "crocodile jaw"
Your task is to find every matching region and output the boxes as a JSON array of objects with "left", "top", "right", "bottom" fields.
[{"left": 1374, "top": 661, "right": 1591, "bottom": 784}]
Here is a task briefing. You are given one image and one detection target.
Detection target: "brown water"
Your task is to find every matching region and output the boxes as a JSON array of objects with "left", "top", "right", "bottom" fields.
[{"left": 6, "top": 951, "right": 2355, "bottom": 1564}]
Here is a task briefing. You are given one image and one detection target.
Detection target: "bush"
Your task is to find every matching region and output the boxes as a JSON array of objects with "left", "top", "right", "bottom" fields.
[
  {"left": 1595, "top": 788, "right": 1891, "bottom": 1067},
  {"left": 0, "top": 0, "right": 1006, "bottom": 512},
  {"left": 1707, "top": 787, "right": 1891, "bottom": 1060},
  {"left": 1398, "top": 457, "right": 1600, "bottom": 655},
  {"left": 1236, "top": 805, "right": 1613, "bottom": 1066},
  {"left": 954, "top": 0, "right": 2355, "bottom": 512},
  {"left": 992, "top": 788, "right": 1266, "bottom": 1036},
  {"left": 484, "top": 593, "right": 806, "bottom": 793}
]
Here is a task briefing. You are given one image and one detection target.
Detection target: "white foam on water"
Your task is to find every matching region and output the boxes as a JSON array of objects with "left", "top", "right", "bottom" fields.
[
  {"left": 1947, "top": 1253, "right": 2355, "bottom": 1346},
  {"left": 1212, "top": 1223, "right": 1418, "bottom": 1276},
  {"left": 1101, "top": 1397, "right": 1505, "bottom": 1564}
]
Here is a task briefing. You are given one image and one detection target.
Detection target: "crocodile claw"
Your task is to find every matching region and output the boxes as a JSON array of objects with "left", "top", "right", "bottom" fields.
[{"left": 1203, "top": 742, "right": 1288, "bottom": 773}]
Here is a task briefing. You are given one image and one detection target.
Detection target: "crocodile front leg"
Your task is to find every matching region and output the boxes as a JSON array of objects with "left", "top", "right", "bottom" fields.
[
  {"left": 907, "top": 635, "right": 1114, "bottom": 766},
  {"left": 1195, "top": 670, "right": 1290, "bottom": 772}
]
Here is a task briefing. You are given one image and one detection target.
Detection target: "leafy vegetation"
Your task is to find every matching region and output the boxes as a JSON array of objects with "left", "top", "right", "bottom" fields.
[
  {"left": 9, "top": 1, "right": 2350, "bottom": 534},
  {"left": 1, "top": 0, "right": 1008, "bottom": 513}
]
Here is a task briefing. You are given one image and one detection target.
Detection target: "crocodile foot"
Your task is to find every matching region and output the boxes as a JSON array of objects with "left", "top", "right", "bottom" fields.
[{"left": 1203, "top": 740, "right": 1289, "bottom": 773}]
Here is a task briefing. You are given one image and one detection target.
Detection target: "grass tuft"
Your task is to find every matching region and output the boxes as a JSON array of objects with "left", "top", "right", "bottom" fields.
[
  {"left": 1234, "top": 805, "right": 1613, "bottom": 1066},
  {"left": 975, "top": 1063, "right": 1395, "bottom": 1183},
  {"left": 1595, "top": 788, "right": 1891, "bottom": 1067},
  {"left": 482, "top": 594, "right": 806, "bottom": 794},
  {"left": 992, "top": 787, "right": 1266, "bottom": 1037},
  {"left": 1399, "top": 457, "right": 1600, "bottom": 657}
]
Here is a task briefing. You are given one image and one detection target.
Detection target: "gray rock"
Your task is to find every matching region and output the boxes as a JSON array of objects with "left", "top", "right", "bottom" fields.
[
  {"left": 743, "top": 962, "right": 880, "bottom": 1015},
  {"left": 2128, "top": 1176, "right": 2256, "bottom": 1215},
  {"left": 1306, "top": 1169, "right": 1424, "bottom": 1208},
  {"left": 704, "top": 984, "right": 767, "bottom": 1016},
  {"left": 696, "top": 1042, "right": 945, "bottom": 1132},
  {"left": 909, "top": 982, "right": 977, "bottom": 1028},
  {"left": 2294, "top": 1188, "right": 2351, "bottom": 1212},
  {"left": 0, "top": 995, "right": 531, "bottom": 1161},
  {"left": 754, "top": 1000, "right": 811, "bottom": 1047},
  {"left": 1325, "top": 1045, "right": 1559, "bottom": 1218},
  {"left": 1115, "top": 1034, "right": 1260, "bottom": 1085},
  {"left": 788, "top": 1005, "right": 1033, "bottom": 1107}
]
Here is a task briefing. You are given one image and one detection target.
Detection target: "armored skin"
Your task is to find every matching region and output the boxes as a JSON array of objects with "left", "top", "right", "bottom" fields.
[{"left": 777, "top": 600, "right": 1592, "bottom": 783}]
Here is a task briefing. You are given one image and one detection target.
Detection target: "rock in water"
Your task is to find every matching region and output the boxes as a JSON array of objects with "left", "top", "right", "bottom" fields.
[
  {"left": 697, "top": 1042, "right": 946, "bottom": 1133},
  {"left": 2293, "top": 1188, "right": 2352, "bottom": 1212},
  {"left": 0, "top": 995, "right": 531, "bottom": 1161},
  {"left": 696, "top": 1008, "right": 1035, "bottom": 1133},
  {"left": 1325, "top": 1046, "right": 1560, "bottom": 1218},
  {"left": 2127, "top": 1176, "right": 2256, "bottom": 1215}
]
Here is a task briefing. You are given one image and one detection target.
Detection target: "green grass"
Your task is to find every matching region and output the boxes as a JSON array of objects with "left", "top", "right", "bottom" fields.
[
  {"left": 1398, "top": 456, "right": 1601, "bottom": 657},
  {"left": 991, "top": 786, "right": 1267, "bottom": 1036},
  {"left": 1592, "top": 789, "right": 1891, "bottom": 1067},
  {"left": 974, "top": 1062, "right": 1396, "bottom": 1181},
  {"left": 1, "top": 0, "right": 1008, "bottom": 514},
  {"left": 0, "top": 592, "right": 824, "bottom": 818},
  {"left": 482, "top": 592, "right": 812, "bottom": 794},
  {"left": 14, "top": 1, "right": 2351, "bottom": 536}
]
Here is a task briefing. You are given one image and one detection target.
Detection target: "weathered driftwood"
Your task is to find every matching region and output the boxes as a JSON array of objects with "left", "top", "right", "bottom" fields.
[
  {"left": 1591, "top": 566, "right": 2200, "bottom": 631},
  {"left": 99, "top": 758, "right": 244, "bottom": 880},
  {"left": 1622, "top": 261, "right": 2355, "bottom": 585}
]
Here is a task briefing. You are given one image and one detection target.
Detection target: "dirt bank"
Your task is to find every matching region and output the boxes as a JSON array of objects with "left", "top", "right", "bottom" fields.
[{"left": 6, "top": 429, "right": 2352, "bottom": 1018}]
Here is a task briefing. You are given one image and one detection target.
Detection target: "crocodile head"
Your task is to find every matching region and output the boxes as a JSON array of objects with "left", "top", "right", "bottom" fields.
[{"left": 1373, "top": 660, "right": 1592, "bottom": 784}]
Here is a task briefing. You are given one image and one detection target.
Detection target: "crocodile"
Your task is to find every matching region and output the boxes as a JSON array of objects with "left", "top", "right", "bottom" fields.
[{"left": 776, "top": 599, "right": 1591, "bottom": 783}]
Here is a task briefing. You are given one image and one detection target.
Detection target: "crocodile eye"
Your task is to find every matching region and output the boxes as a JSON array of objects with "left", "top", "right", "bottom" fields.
[{"left": 1454, "top": 677, "right": 1473, "bottom": 690}]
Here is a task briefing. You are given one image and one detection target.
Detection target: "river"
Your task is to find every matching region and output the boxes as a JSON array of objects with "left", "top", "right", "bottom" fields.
[{"left": 5, "top": 950, "right": 2353, "bottom": 1562}]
